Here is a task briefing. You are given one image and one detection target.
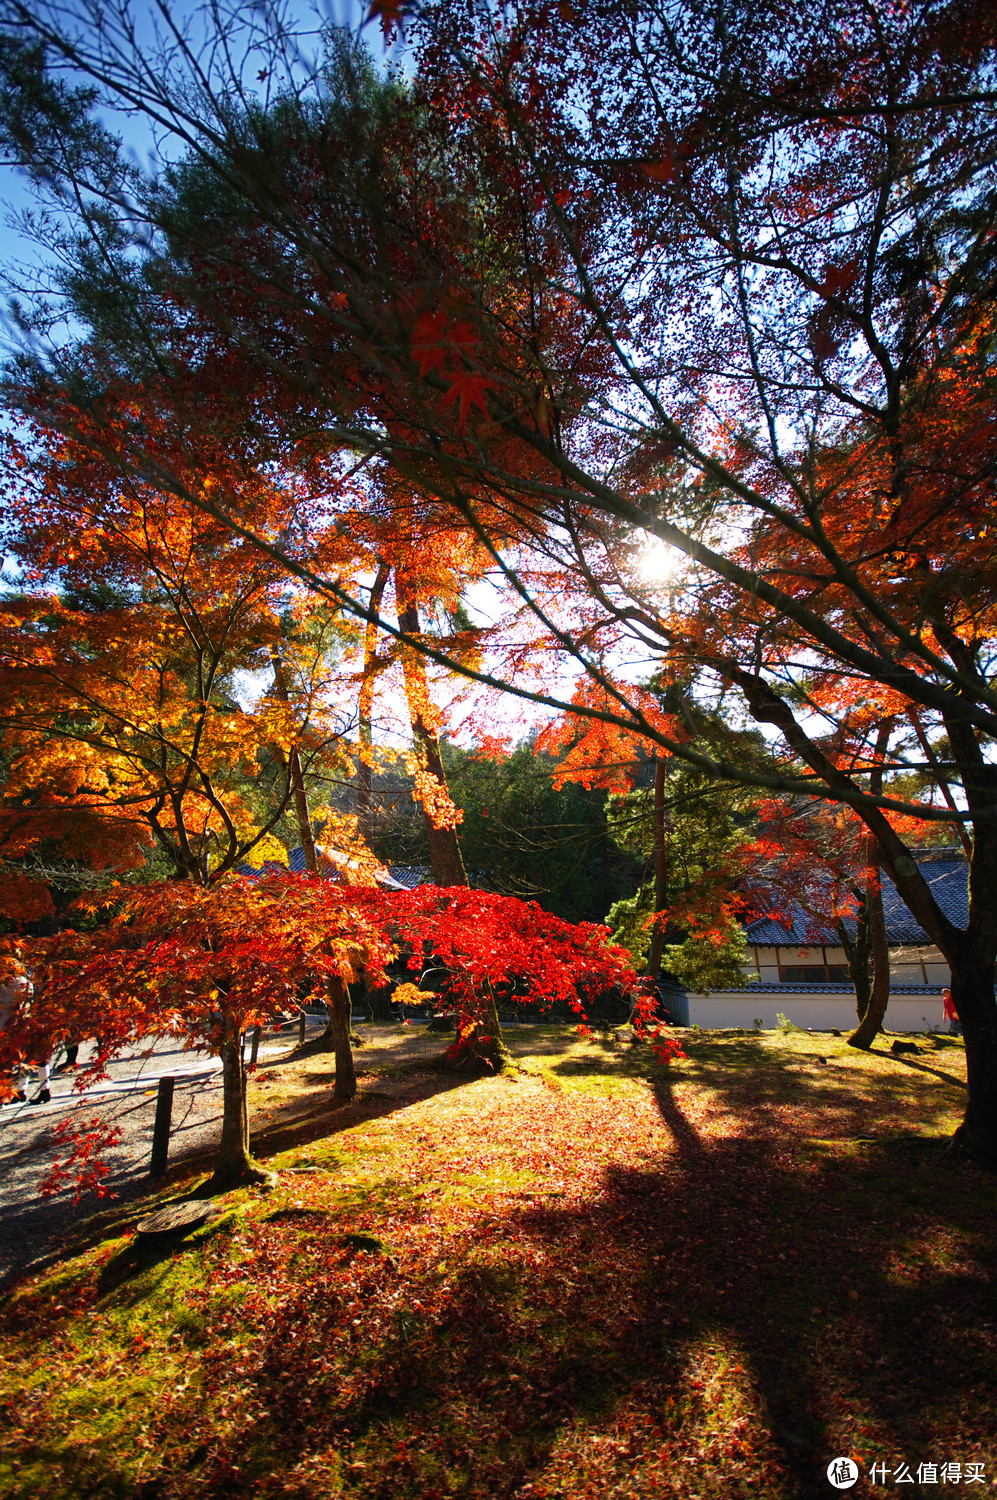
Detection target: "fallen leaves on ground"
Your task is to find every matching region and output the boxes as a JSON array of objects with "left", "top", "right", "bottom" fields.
[{"left": 0, "top": 1030, "right": 993, "bottom": 1498}]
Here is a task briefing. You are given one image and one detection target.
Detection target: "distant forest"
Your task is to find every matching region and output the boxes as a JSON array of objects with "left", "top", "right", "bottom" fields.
[{"left": 359, "top": 741, "right": 645, "bottom": 927}]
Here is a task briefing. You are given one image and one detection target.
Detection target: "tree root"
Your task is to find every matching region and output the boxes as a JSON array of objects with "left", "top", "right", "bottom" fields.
[
  {"left": 950, "top": 1123, "right": 997, "bottom": 1172},
  {"left": 204, "top": 1158, "right": 278, "bottom": 1194}
]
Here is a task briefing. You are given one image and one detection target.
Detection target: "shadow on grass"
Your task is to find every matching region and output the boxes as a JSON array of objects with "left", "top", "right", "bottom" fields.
[
  {"left": 0, "top": 1069, "right": 473, "bottom": 1301},
  {"left": 664, "top": 1033, "right": 969, "bottom": 1142},
  {"left": 244, "top": 1066, "right": 469, "bottom": 1163},
  {"left": 93, "top": 1203, "right": 241, "bottom": 1302},
  {"left": 883, "top": 1053, "right": 969, "bottom": 1090},
  {"left": 76, "top": 1066, "right": 990, "bottom": 1500},
  {"left": 5, "top": 1038, "right": 993, "bottom": 1500}
]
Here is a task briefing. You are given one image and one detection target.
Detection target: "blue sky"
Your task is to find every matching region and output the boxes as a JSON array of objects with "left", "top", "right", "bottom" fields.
[{"left": 0, "top": 0, "right": 392, "bottom": 332}]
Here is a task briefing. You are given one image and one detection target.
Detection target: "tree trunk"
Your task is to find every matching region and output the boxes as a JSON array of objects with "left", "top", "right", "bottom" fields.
[
  {"left": 645, "top": 753, "right": 669, "bottom": 981},
  {"left": 849, "top": 727, "right": 893, "bottom": 1050},
  {"left": 446, "top": 982, "right": 512, "bottom": 1072},
  {"left": 848, "top": 857, "right": 890, "bottom": 1049},
  {"left": 207, "top": 1021, "right": 274, "bottom": 1189},
  {"left": 477, "top": 981, "right": 512, "bottom": 1070},
  {"left": 291, "top": 992, "right": 364, "bottom": 1055},
  {"left": 270, "top": 647, "right": 318, "bottom": 873},
  {"left": 357, "top": 561, "right": 391, "bottom": 850},
  {"left": 396, "top": 575, "right": 469, "bottom": 887},
  {"left": 289, "top": 746, "right": 318, "bottom": 872},
  {"left": 950, "top": 958, "right": 997, "bottom": 1166},
  {"left": 326, "top": 975, "right": 357, "bottom": 1104},
  {"left": 837, "top": 899, "right": 872, "bottom": 1023}
]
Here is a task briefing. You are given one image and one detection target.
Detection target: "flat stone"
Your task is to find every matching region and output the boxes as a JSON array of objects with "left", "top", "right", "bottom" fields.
[{"left": 136, "top": 1200, "right": 220, "bottom": 1238}]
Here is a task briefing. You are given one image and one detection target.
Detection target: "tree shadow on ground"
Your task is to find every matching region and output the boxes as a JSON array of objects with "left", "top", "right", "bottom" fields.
[
  {"left": 4, "top": 1036, "right": 992, "bottom": 1499},
  {"left": 83, "top": 1061, "right": 993, "bottom": 1500},
  {"left": 619, "top": 1031, "right": 970, "bottom": 1143},
  {"left": 638, "top": 1069, "right": 991, "bottom": 1493},
  {"left": 885, "top": 1054, "right": 968, "bottom": 1091},
  {"left": 243, "top": 1066, "right": 470, "bottom": 1163},
  {"left": 0, "top": 1068, "right": 472, "bottom": 1299}
]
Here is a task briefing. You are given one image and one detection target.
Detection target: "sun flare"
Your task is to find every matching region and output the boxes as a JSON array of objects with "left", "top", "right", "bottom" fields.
[{"left": 638, "top": 538, "right": 681, "bottom": 583}]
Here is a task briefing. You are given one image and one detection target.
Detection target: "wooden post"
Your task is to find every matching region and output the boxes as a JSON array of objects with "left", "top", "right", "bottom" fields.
[
  {"left": 298, "top": 1010, "right": 306, "bottom": 1046},
  {"left": 250, "top": 1026, "right": 262, "bottom": 1066},
  {"left": 150, "top": 1076, "right": 176, "bottom": 1178}
]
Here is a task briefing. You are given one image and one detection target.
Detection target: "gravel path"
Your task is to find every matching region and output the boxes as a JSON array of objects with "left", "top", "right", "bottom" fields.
[{"left": 0, "top": 1023, "right": 324, "bottom": 1287}]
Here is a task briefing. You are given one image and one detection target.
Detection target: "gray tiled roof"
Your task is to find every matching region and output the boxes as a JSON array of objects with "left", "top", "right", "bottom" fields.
[
  {"left": 746, "top": 857, "right": 967, "bottom": 947},
  {"left": 236, "top": 858, "right": 287, "bottom": 880}
]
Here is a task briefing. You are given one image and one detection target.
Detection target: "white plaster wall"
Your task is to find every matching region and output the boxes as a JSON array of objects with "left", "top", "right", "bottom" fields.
[{"left": 686, "top": 990, "right": 947, "bottom": 1033}]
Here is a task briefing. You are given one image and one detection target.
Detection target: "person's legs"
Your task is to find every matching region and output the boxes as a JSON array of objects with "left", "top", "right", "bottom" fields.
[{"left": 28, "top": 1058, "right": 51, "bottom": 1105}]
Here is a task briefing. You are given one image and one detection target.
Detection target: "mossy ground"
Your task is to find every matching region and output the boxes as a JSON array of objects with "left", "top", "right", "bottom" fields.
[{"left": 0, "top": 1026, "right": 993, "bottom": 1498}]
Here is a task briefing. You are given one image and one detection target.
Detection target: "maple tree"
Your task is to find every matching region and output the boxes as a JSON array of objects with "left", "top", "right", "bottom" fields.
[
  {"left": 377, "top": 883, "right": 657, "bottom": 1069},
  {"left": 0, "top": 876, "right": 396, "bottom": 1186},
  {"left": 0, "top": 405, "right": 357, "bottom": 892},
  {"left": 2, "top": 2, "right": 997, "bottom": 1160},
  {"left": 0, "top": 874, "right": 652, "bottom": 1183},
  {"left": 0, "top": 767, "right": 146, "bottom": 926}
]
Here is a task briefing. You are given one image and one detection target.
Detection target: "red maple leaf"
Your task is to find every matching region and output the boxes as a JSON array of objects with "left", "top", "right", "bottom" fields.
[
  {"left": 366, "top": 0, "right": 406, "bottom": 38},
  {"left": 440, "top": 370, "right": 495, "bottom": 425},
  {"left": 411, "top": 311, "right": 451, "bottom": 377}
]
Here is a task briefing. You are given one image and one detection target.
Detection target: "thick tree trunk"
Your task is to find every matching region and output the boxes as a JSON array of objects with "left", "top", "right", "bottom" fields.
[
  {"left": 951, "top": 960, "right": 997, "bottom": 1166},
  {"left": 208, "top": 1024, "right": 274, "bottom": 1189},
  {"left": 446, "top": 982, "right": 512, "bottom": 1072},
  {"left": 848, "top": 733, "right": 892, "bottom": 1050},
  {"left": 326, "top": 975, "right": 357, "bottom": 1104},
  {"left": 837, "top": 900, "right": 872, "bottom": 1023},
  {"left": 477, "top": 981, "right": 512, "bottom": 1070},
  {"left": 289, "top": 746, "right": 318, "bottom": 873},
  {"left": 396, "top": 577, "right": 469, "bottom": 887},
  {"left": 292, "top": 995, "right": 364, "bottom": 1055},
  {"left": 848, "top": 859, "right": 890, "bottom": 1049}
]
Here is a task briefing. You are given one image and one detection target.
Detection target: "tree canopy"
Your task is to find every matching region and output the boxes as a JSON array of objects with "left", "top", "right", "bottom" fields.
[{"left": 1, "top": 0, "right": 996, "bottom": 1159}]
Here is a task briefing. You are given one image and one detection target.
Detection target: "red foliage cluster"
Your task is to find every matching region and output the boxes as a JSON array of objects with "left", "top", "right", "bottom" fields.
[
  {"left": 1, "top": 877, "right": 677, "bottom": 1104},
  {"left": 39, "top": 1114, "right": 124, "bottom": 1205}
]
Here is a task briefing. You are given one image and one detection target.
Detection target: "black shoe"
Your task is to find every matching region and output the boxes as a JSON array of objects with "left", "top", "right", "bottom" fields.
[{"left": 29, "top": 1089, "right": 51, "bottom": 1106}]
